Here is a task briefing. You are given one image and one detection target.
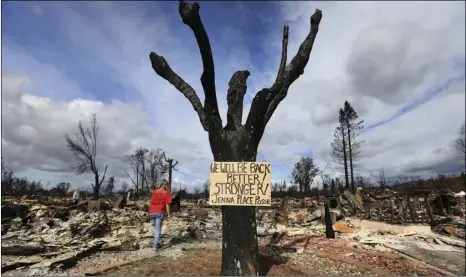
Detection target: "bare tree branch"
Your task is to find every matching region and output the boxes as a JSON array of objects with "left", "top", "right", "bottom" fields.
[
  {"left": 149, "top": 52, "right": 207, "bottom": 131},
  {"left": 124, "top": 154, "right": 141, "bottom": 196},
  {"left": 145, "top": 148, "right": 168, "bottom": 187},
  {"left": 178, "top": 0, "right": 222, "bottom": 132},
  {"left": 65, "top": 113, "right": 106, "bottom": 199},
  {"left": 246, "top": 26, "right": 289, "bottom": 134},
  {"left": 124, "top": 170, "right": 137, "bottom": 187},
  {"left": 264, "top": 9, "right": 322, "bottom": 125},
  {"left": 98, "top": 165, "right": 108, "bottom": 187},
  {"left": 225, "top": 70, "right": 250, "bottom": 130},
  {"left": 162, "top": 154, "right": 169, "bottom": 163}
]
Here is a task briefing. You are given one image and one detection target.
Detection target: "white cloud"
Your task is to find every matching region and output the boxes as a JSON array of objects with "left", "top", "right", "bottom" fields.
[{"left": 1, "top": 73, "right": 213, "bottom": 188}]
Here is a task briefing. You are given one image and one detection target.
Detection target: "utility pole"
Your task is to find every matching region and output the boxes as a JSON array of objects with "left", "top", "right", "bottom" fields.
[{"left": 163, "top": 155, "right": 179, "bottom": 192}]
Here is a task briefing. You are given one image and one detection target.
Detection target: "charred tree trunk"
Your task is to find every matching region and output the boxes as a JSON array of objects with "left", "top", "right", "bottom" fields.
[
  {"left": 148, "top": 1, "right": 322, "bottom": 275},
  {"left": 135, "top": 166, "right": 140, "bottom": 198},
  {"left": 93, "top": 174, "right": 99, "bottom": 199},
  {"left": 346, "top": 123, "right": 355, "bottom": 192},
  {"left": 168, "top": 160, "right": 173, "bottom": 192},
  {"left": 221, "top": 206, "right": 259, "bottom": 275},
  {"left": 210, "top": 129, "right": 260, "bottom": 275},
  {"left": 91, "top": 165, "right": 107, "bottom": 200},
  {"left": 340, "top": 120, "right": 350, "bottom": 190}
]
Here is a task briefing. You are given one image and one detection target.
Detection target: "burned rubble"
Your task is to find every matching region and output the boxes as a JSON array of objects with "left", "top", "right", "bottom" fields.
[
  {"left": 1, "top": 188, "right": 465, "bottom": 276},
  {"left": 1, "top": 194, "right": 223, "bottom": 274}
]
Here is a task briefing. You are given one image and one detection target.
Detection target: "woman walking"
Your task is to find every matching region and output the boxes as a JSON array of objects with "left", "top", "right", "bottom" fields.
[{"left": 147, "top": 180, "right": 172, "bottom": 250}]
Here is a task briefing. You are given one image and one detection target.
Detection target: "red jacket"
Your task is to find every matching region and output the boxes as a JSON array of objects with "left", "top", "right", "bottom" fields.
[{"left": 149, "top": 189, "right": 172, "bottom": 214}]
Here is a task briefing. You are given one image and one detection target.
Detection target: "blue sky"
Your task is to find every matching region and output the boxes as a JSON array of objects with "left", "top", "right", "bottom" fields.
[
  {"left": 2, "top": 1, "right": 281, "bottom": 103},
  {"left": 1, "top": 1, "right": 465, "bottom": 191}
]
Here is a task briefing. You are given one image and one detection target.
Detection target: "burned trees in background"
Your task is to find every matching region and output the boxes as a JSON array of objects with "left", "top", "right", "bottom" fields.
[
  {"left": 271, "top": 181, "right": 287, "bottom": 197},
  {"left": 50, "top": 182, "right": 71, "bottom": 196},
  {"left": 120, "top": 182, "right": 129, "bottom": 194},
  {"left": 2, "top": 158, "right": 14, "bottom": 201},
  {"left": 318, "top": 164, "right": 331, "bottom": 196},
  {"left": 1, "top": 158, "right": 51, "bottom": 199},
  {"left": 453, "top": 123, "right": 465, "bottom": 155},
  {"left": 124, "top": 148, "right": 170, "bottom": 198},
  {"left": 202, "top": 180, "right": 210, "bottom": 198},
  {"left": 332, "top": 109, "right": 350, "bottom": 190},
  {"left": 331, "top": 101, "right": 364, "bottom": 192},
  {"left": 292, "top": 157, "right": 320, "bottom": 194},
  {"left": 379, "top": 168, "right": 387, "bottom": 189},
  {"left": 103, "top": 176, "right": 115, "bottom": 197},
  {"left": 147, "top": 149, "right": 170, "bottom": 189},
  {"left": 124, "top": 149, "right": 143, "bottom": 197},
  {"left": 148, "top": 0, "right": 323, "bottom": 275},
  {"left": 65, "top": 113, "right": 108, "bottom": 199},
  {"left": 344, "top": 101, "right": 364, "bottom": 190}
]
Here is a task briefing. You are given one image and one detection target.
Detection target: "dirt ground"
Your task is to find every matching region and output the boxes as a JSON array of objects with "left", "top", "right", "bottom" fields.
[
  {"left": 101, "top": 238, "right": 443, "bottom": 276},
  {"left": 103, "top": 248, "right": 306, "bottom": 276},
  {"left": 3, "top": 197, "right": 464, "bottom": 276}
]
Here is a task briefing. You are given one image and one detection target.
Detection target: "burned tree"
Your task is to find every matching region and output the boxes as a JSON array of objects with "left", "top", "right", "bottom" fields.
[
  {"left": 125, "top": 147, "right": 170, "bottom": 197},
  {"left": 137, "top": 148, "right": 149, "bottom": 195},
  {"left": 318, "top": 163, "right": 331, "bottom": 196},
  {"left": 145, "top": 148, "right": 169, "bottom": 189},
  {"left": 1, "top": 158, "right": 14, "bottom": 200},
  {"left": 343, "top": 101, "right": 364, "bottom": 192},
  {"left": 65, "top": 113, "right": 108, "bottom": 199},
  {"left": 148, "top": 1, "right": 322, "bottom": 275},
  {"left": 331, "top": 102, "right": 363, "bottom": 192},
  {"left": 330, "top": 179, "right": 337, "bottom": 195},
  {"left": 203, "top": 180, "right": 210, "bottom": 198},
  {"left": 103, "top": 176, "right": 115, "bottom": 196},
  {"left": 379, "top": 168, "right": 386, "bottom": 188},
  {"left": 125, "top": 147, "right": 148, "bottom": 197},
  {"left": 50, "top": 182, "right": 71, "bottom": 197},
  {"left": 291, "top": 157, "right": 320, "bottom": 193},
  {"left": 453, "top": 123, "right": 465, "bottom": 155},
  {"left": 331, "top": 109, "right": 350, "bottom": 189}
]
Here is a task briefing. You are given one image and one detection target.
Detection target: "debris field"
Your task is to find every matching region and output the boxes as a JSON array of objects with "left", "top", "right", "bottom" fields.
[{"left": 1, "top": 189, "right": 465, "bottom": 276}]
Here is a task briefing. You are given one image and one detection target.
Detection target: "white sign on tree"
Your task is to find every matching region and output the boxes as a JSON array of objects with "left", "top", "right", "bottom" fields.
[{"left": 209, "top": 162, "right": 271, "bottom": 206}]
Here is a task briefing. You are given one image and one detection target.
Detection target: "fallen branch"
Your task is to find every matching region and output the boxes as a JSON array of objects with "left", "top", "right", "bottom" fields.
[
  {"left": 1, "top": 245, "right": 45, "bottom": 256},
  {"left": 30, "top": 242, "right": 105, "bottom": 270}
]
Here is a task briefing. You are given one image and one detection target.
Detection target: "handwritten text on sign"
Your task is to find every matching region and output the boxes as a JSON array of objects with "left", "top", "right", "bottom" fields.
[{"left": 209, "top": 162, "right": 271, "bottom": 206}]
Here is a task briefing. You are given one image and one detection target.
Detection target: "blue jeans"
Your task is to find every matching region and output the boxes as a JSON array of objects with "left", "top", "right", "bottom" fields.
[{"left": 151, "top": 212, "right": 164, "bottom": 248}]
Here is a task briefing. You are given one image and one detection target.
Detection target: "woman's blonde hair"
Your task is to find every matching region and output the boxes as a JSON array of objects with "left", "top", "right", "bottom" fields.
[{"left": 157, "top": 180, "right": 169, "bottom": 191}]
